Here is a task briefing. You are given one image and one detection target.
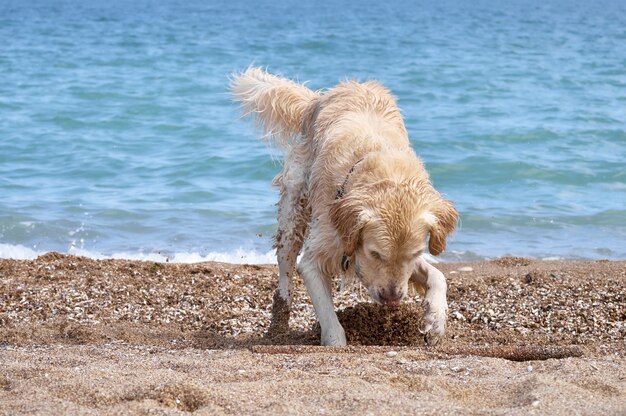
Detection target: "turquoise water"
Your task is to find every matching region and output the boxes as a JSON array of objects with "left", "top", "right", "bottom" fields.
[{"left": 1, "top": 0, "right": 625, "bottom": 262}]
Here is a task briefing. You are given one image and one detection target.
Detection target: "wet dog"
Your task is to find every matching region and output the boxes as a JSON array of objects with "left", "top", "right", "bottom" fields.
[{"left": 232, "top": 68, "right": 457, "bottom": 345}]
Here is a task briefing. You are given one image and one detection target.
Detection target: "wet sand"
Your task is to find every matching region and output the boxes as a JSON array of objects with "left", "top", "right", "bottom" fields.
[{"left": 1, "top": 254, "right": 625, "bottom": 414}]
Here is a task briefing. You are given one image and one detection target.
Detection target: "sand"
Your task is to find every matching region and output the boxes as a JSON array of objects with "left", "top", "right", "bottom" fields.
[{"left": 1, "top": 254, "right": 625, "bottom": 415}]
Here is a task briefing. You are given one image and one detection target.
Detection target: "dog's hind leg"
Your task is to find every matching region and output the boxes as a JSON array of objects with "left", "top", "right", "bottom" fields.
[
  {"left": 268, "top": 160, "right": 310, "bottom": 335},
  {"left": 274, "top": 191, "right": 307, "bottom": 304}
]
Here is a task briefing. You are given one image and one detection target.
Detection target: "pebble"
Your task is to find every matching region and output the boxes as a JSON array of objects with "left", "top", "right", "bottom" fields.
[
  {"left": 458, "top": 266, "right": 474, "bottom": 272},
  {"left": 385, "top": 351, "right": 398, "bottom": 358},
  {"left": 452, "top": 311, "right": 466, "bottom": 321},
  {"left": 532, "top": 400, "right": 540, "bottom": 407},
  {"left": 527, "top": 365, "right": 533, "bottom": 372}
]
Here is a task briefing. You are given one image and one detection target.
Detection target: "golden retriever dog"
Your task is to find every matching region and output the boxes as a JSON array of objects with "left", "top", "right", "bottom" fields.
[{"left": 231, "top": 68, "right": 458, "bottom": 346}]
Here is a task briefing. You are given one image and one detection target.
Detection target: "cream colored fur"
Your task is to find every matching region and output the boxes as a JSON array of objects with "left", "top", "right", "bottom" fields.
[{"left": 231, "top": 68, "right": 458, "bottom": 346}]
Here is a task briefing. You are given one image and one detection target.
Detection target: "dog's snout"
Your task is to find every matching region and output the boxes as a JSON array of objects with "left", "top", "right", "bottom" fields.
[{"left": 378, "top": 287, "right": 403, "bottom": 307}]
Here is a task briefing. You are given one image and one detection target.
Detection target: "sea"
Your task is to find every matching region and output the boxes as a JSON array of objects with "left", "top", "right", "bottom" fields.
[{"left": 1, "top": 0, "right": 625, "bottom": 263}]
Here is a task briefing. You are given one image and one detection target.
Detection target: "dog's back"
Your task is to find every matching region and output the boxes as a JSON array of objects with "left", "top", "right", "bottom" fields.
[{"left": 311, "top": 80, "right": 407, "bottom": 143}]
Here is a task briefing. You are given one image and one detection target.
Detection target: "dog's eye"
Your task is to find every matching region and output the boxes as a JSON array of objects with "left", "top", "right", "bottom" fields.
[
  {"left": 369, "top": 250, "right": 383, "bottom": 260},
  {"left": 412, "top": 250, "right": 424, "bottom": 259}
]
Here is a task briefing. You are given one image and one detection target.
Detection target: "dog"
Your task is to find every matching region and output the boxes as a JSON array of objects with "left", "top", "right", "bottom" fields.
[{"left": 231, "top": 68, "right": 458, "bottom": 346}]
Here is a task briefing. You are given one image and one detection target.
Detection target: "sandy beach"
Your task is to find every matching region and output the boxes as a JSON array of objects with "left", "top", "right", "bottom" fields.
[{"left": 1, "top": 254, "right": 624, "bottom": 414}]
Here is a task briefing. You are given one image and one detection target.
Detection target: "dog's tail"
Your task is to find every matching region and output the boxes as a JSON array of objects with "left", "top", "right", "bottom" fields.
[{"left": 231, "top": 67, "right": 319, "bottom": 147}]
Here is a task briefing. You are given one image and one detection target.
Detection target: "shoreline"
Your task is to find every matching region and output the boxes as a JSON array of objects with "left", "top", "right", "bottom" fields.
[
  {"left": 2, "top": 243, "right": 624, "bottom": 265},
  {"left": 1, "top": 253, "right": 624, "bottom": 414}
]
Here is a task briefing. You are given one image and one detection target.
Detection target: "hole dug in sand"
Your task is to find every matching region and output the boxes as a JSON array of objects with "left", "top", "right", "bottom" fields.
[
  {"left": 321, "top": 303, "right": 426, "bottom": 346},
  {"left": 156, "top": 384, "right": 208, "bottom": 412}
]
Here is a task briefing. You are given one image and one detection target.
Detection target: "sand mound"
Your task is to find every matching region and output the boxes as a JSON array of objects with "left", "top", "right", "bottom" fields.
[{"left": 334, "top": 303, "right": 425, "bottom": 346}]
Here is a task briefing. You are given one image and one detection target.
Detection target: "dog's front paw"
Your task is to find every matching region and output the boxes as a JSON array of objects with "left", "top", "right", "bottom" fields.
[
  {"left": 321, "top": 325, "right": 347, "bottom": 346},
  {"left": 420, "top": 299, "right": 448, "bottom": 346}
]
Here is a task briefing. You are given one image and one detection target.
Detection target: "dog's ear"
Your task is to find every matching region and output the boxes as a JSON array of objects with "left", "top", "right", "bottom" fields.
[
  {"left": 330, "top": 195, "right": 372, "bottom": 256},
  {"left": 426, "top": 199, "right": 458, "bottom": 256}
]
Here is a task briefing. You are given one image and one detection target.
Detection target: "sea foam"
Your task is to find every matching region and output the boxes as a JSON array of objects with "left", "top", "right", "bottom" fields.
[
  {"left": 0, "top": 244, "right": 42, "bottom": 260},
  {"left": 0, "top": 244, "right": 277, "bottom": 264}
]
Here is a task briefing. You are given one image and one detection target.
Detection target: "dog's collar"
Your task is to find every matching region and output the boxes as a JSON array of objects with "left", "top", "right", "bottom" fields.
[{"left": 335, "top": 159, "right": 363, "bottom": 199}]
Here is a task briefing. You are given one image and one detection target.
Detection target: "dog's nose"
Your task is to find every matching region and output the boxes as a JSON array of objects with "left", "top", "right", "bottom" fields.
[{"left": 378, "top": 288, "right": 403, "bottom": 307}]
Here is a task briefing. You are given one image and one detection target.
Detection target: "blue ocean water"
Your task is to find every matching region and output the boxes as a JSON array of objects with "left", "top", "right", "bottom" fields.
[{"left": 1, "top": 0, "right": 625, "bottom": 262}]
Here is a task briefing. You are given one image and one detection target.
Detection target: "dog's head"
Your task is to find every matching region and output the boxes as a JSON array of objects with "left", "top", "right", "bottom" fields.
[{"left": 330, "top": 180, "right": 457, "bottom": 306}]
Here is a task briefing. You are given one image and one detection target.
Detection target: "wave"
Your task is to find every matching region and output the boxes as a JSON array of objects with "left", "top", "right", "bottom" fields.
[
  {"left": 0, "top": 244, "right": 41, "bottom": 260},
  {"left": 0, "top": 244, "right": 278, "bottom": 264},
  {"left": 0, "top": 243, "right": 613, "bottom": 264},
  {"left": 0, "top": 243, "right": 450, "bottom": 264}
]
